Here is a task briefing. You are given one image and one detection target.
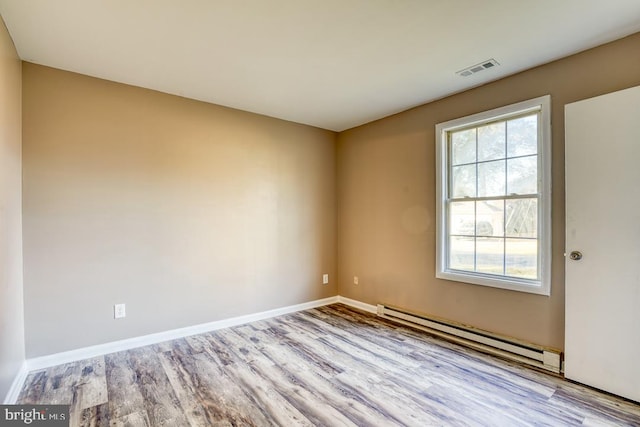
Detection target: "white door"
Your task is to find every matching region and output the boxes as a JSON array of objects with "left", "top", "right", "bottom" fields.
[{"left": 565, "top": 85, "right": 640, "bottom": 402}]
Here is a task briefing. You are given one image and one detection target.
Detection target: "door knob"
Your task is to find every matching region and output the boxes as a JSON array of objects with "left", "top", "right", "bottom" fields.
[{"left": 569, "top": 251, "right": 582, "bottom": 261}]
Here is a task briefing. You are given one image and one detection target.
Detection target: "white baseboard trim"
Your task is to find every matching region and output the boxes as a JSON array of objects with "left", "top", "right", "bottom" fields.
[
  {"left": 3, "top": 360, "right": 28, "bottom": 404},
  {"left": 27, "top": 296, "right": 339, "bottom": 372},
  {"left": 337, "top": 295, "right": 377, "bottom": 314}
]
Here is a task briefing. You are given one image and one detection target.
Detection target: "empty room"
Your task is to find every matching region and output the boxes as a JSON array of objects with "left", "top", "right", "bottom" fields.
[{"left": 1, "top": 1, "right": 640, "bottom": 426}]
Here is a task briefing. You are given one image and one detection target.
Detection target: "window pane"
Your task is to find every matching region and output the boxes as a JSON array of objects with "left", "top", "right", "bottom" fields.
[
  {"left": 450, "top": 201, "right": 474, "bottom": 236},
  {"left": 477, "top": 200, "right": 504, "bottom": 237},
  {"left": 478, "top": 121, "right": 505, "bottom": 162},
  {"left": 506, "top": 199, "right": 537, "bottom": 238},
  {"left": 449, "top": 236, "right": 474, "bottom": 271},
  {"left": 507, "top": 114, "right": 537, "bottom": 157},
  {"left": 451, "top": 164, "right": 476, "bottom": 198},
  {"left": 507, "top": 155, "right": 537, "bottom": 195},
  {"left": 505, "top": 238, "right": 538, "bottom": 279},
  {"left": 476, "top": 238, "right": 504, "bottom": 275},
  {"left": 451, "top": 129, "right": 476, "bottom": 165},
  {"left": 477, "top": 160, "right": 505, "bottom": 197}
]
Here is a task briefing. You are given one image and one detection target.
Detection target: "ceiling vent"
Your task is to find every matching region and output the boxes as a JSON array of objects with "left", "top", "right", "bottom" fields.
[{"left": 457, "top": 59, "right": 500, "bottom": 77}]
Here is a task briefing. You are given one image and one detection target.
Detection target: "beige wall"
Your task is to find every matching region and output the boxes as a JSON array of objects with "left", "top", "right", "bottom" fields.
[
  {"left": 22, "top": 64, "right": 337, "bottom": 357},
  {"left": 0, "top": 16, "right": 24, "bottom": 399},
  {"left": 20, "top": 31, "right": 640, "bottom": 357},
  {"left": 337, "top": 32, "right": 640, "bottom": 350}
]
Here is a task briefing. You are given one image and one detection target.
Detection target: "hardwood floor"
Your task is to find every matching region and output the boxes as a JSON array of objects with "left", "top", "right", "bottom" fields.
[{"left": 18, "top": 304, "right": 640, "bottom": 426}]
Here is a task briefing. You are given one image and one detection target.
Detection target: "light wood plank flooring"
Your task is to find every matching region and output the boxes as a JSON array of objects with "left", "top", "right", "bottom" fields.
[{"left": 18, "top": 304, "right": 640, "bottom": 426}]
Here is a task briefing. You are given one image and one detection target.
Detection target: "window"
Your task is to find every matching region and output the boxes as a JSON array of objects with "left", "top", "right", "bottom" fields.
[{"left": 435, "top": 96, "right": 551, "bottom": 295}]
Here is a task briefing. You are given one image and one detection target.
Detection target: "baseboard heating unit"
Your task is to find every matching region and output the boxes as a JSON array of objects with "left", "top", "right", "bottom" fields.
[{"left": 376, "top": 304, "right": 563, "bottom": 374}]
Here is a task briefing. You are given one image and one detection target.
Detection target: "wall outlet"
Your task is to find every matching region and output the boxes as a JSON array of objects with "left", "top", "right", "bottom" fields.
[
  {"left": 354, "top": 276, "right": 359, "bottom": 285},
  {"left": 114, "top": 303, "right": 126, "bottom": 319},
  {"left": 322, "top": 274, "right": 329, "bottom": 284}
]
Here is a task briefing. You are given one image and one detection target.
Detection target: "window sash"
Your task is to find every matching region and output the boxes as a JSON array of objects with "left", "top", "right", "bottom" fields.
[{"left": 445, "top": 195, "right": 541, "bottom": 281}]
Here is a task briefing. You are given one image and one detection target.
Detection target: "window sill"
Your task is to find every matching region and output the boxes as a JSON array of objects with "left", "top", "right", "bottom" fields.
[{"left": 436, "top": 270, "right": 550, "bottom": 296}]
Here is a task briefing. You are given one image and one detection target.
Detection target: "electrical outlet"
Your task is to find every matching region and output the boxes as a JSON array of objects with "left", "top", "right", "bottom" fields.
[
  {"left": 322, "top": 274, "right": 329, "bottom": 284},
  {"left": 114, "top": 303, "right": 126, "bottom": 319},
  {"left": 354, "top": 276, "right": 359, "bottom": 285}
]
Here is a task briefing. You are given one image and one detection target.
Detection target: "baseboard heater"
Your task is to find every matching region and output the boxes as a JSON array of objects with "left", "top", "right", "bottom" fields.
[{"left": 376, "top": 304, "right": 563, "bottom": 374}]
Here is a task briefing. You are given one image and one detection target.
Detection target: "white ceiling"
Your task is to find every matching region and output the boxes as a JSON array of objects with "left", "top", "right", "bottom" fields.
[{"left": 1, "top": 1, "right": 640, "bottom": 131}]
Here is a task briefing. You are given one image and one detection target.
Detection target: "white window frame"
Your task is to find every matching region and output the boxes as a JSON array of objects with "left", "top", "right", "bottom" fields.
[{"left": 435, "top": 95, "right": 552, "bottom": 296}]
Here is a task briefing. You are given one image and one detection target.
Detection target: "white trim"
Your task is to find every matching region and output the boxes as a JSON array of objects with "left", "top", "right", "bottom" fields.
[
  {"left": 27, "top": 296, "right": 338, "bottom": 371},
  {"left": 3, "top": 360, "right": 28, "bottom": 404},
  {"left": 435, "top": 95, "right": 552, "bottom": 296},
  {"left": 337, "top": 295, "right": 377, "bottom": 313}
]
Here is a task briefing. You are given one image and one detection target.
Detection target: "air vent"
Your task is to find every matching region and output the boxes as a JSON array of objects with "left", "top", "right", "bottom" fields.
[{"left": 457, "top": 59, "right": 500, "bottom": 77}]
